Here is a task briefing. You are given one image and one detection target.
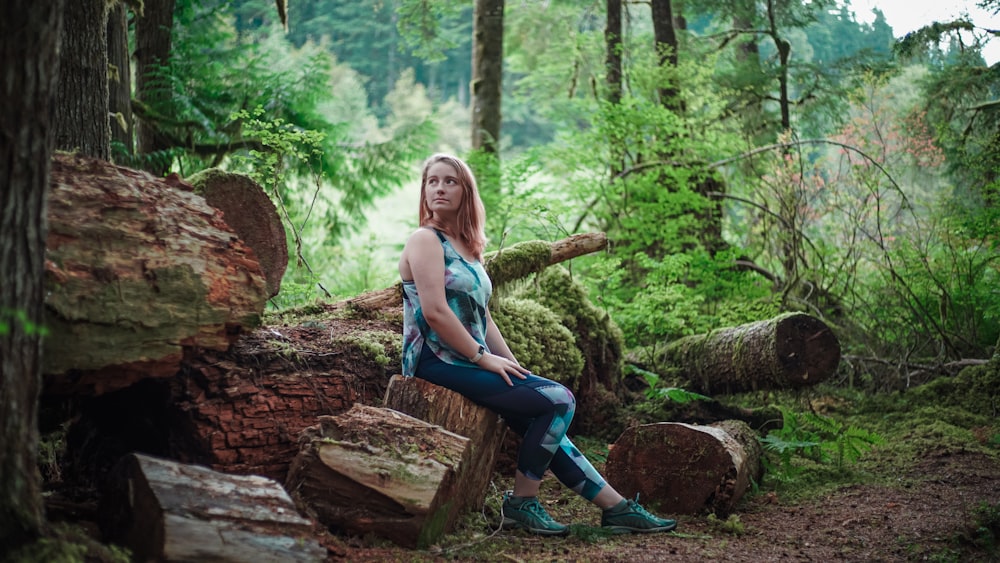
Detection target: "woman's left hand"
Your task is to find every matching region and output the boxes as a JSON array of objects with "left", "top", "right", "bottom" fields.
[{"left": 477, "top": 353, "right": 530, "bottom": 386}]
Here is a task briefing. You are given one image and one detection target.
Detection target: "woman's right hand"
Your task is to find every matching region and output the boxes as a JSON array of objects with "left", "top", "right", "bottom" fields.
[{"left": 478, "top": 353, "right": 530, "bottom": 386}]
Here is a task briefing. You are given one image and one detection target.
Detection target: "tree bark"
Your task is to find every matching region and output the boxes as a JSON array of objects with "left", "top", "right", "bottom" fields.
[
  {"left": 383, "top": 375, "right": 507, "bottom": 518},
  {"left": 100, "top": 453, "right": 325, "bottom": 562},
  {"left": 135, "top": 0, "right": 177, "bottom": 175},
  {"left": 657, "top": 312, "right": 841, "bottom": 394},
  {"left": 604, "top": 420, "right": 763, "bottom": 516},
  {"left": 471, "top": 0, "right": 504, "bottom": 155},
  {"left": 651, "top": 0, "right": 679, "bottom": 109},
  {"left": 55, "top": 0, "right": 110, "bottom": 160},
  {"left": 0, "top": 0, "right": 64, "bottom": 550},
  {"left": 43, "top": 154, "right": 269, "bottom": 395},
  {"left": 285, "top": 405, "right": 473, "bottom": 548},
  {"left": 107, "top": 1, "right": 134, "bottom": 158}
]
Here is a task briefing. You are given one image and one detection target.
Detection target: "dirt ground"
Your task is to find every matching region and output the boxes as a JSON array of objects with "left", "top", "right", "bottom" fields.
[{"left": 317, "top": 446, "right": 998, "bottom": 563}]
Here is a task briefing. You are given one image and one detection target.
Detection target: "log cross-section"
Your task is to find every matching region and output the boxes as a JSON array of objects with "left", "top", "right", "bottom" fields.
[{"left": 285, "top": 404, "right": 477, "bottom": 548}]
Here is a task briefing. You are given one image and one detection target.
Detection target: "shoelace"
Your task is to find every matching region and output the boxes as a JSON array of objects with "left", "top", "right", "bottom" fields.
[
  {"left": 515, "top": 498, "right": 559, "bottom": 524},
  {"left": 626, "top": 494, "right": 662, "bottom": 521}
]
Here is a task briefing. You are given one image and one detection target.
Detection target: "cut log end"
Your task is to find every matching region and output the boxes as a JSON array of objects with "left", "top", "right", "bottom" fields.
[{"left": 775, "top": 313, "right": 841, "bottom": 386}]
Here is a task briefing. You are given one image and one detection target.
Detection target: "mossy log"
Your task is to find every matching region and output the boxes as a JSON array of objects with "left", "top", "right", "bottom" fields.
[
  {"left": 383, "top": 375, "right": 506, "bottom": 519},
  {"left": 43, "top": 154, "right": 269, "bottom": 396},
  {"left": 284, "top": 404, "right": 473, "bottom": 548},
  {"left": 659, "top": 312, "right": 841, "bottom": 394},
  {"left": 604, "top": 420, "right": 763, "bottom": 516},
  {"left": 99, "top": 453, "right": 325, "bottom": 562},
  {"left": 335, "top": 232, "right": 608, "bottom": 314}
]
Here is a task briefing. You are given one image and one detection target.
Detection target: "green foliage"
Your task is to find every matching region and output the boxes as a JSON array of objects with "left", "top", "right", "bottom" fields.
[
  {"left": 761, "top": 407, "right": 883, "bottom": 479},
  {"left": 627, "top": 364, "right": 712, "bottom": 403},
  {"left": 965, "top": 501, "right": 1000, "bottom": 555},
  {"left": 0, "top": 308, "right": 48, "bottom": 337}
]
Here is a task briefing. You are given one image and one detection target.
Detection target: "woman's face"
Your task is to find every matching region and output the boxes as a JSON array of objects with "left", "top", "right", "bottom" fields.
[{"left": 424, "top": 161, "right": 464, "bottom": 218}]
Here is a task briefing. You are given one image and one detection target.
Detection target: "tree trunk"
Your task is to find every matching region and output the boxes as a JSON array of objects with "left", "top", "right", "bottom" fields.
[
  {"left": 285, "top": 405, "right": 473, "bottom": 548},
  {"left": 107, "top": 1, "right": 134, "bottom": 158},
  {"left": 100, "top": 453, "right": 326, "bottom": 562},
  {"left": 604, "top": 420, "right": 763, "bottom": 516},
  {"left": 135, "top": 0, "right": 177, "bottom": 175},
  {"left": 43, "top": 154, "right": 269, "bottom": 395},
  {"left": 651, "top": 0, "right": 679, "bottom": 109},
  {"left": 334, "top": 232, "right": 608, "bottom": 315},
  {"left": 657, "top": 312, "right": 841, "bottom": 394},
  {"left": 471, "top": 0, "right": 504, "bottom": 155},
  {"left": 0, "top": 0, "right": 64, "bottom": 550},
  {"left": 606, "top": 0, "right": 624, "bottom": 181},
  {"left": 55, "top": 0, "right": 110, "bottom": 160}
]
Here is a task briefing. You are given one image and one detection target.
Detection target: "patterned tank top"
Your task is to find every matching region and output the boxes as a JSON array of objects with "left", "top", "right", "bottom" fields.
[{"left": 401, "top": 228, "right": 492, "bottom": 377}]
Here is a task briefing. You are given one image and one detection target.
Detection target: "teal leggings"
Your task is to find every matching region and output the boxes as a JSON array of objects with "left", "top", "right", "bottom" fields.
[{"left": 416, "top": 345, "right": 607, "bottom": 500}]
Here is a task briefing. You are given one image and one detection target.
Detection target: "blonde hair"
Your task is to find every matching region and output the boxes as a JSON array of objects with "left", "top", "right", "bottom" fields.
[{"left": 418, "top": 153, "right": 487, "bottom": 260}]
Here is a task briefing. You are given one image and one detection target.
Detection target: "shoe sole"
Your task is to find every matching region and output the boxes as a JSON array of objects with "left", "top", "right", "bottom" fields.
[
  {"left": 603, "top": 522, "right": 678, "bottom": 534},
  {"left": 502, "top": 516, "right": 570, "bottom": 536}
]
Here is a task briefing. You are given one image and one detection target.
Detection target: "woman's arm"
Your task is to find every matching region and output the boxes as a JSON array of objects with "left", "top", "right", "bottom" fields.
[
  {"left": 403, "top": 229, "right": 528, "bottom": 385},
  {"left": 484, "top": 308, "right": 519, "bottom": 365}
]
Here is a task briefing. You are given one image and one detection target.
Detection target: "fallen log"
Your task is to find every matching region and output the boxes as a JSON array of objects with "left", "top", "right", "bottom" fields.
[
  {"left": 383, "top": 374, "right": 507, "bottom": 517},
  {"left": 656, "top": 312, "right": 841, "bottom": 394},
  {"left": 284, "top": 404, "right": 474, "bottom": 548},
  {"left": 604, "top": 420, "right": 763, "bottom": 516},
  {"left": 99, "top": 453, "right": 325, "bottom": 562},
  {"left": 336, "top": 232, "right": 608, "bottom": 314},
  {"left": 43, "top": 153, "right": 269, "bottom": 396}
]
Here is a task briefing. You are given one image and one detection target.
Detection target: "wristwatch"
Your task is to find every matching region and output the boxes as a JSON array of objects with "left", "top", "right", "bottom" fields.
[{"left": 469, "top": 344, "right": 485, "bottom": 363}]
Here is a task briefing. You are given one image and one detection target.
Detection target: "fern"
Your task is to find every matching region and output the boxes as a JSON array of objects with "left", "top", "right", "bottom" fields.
[{"left": 760, "top": 407, "right": 883, "bottom": 479}]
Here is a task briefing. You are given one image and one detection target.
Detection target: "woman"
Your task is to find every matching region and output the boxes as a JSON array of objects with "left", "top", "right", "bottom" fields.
[{"left": 399, "top": 153, "right": 677, "bottom": 536}]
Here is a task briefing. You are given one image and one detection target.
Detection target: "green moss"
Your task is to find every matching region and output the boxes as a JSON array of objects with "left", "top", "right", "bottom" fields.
[
  {"left": 484, "top": 240, "right": 552, "bottom": 288},
  {"left": 491, "top": 297, "right": 584, "bottom": 383},
  {"left": 908, "top": 361, "right": 1000, "bottom": 417},
  {"left": 331, "top": 330, "right": 401, "bottom": 367},
  {"left": 416, "top": 500, "right": 454, "bottom": 549},
  {"left": 186, "top": 167, "right": 231, "bottom": 196}
]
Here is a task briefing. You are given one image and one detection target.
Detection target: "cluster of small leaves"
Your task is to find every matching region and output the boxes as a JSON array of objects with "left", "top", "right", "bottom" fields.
[
  {"left": 0, "top": 308, "right": 48, "bottom": 337},
  {"left": 627, "top": 364, "right": 711, "bottom": 404},
  {"left": 761, "top": 407, "right": 883, "bottom": 479}
]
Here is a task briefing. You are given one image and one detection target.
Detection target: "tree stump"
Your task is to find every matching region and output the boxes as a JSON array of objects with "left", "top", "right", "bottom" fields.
[
  {"left": 284, "top": 404, "right": 474, "bottom": 548},
  {"left": 383, "top": 374, "right": 507, "bottom": 517},
  {"left": 188, "top": 168, "right": 288, "bottom": 298},
  {"left": 658, "top": 312, "right": 841, "bottom": 394},
  {"left": 604, "top": 420, "right": 763, "bottom": 516},
  {"left": 99, "top": 453, "right": 325, "bottom": 562}
]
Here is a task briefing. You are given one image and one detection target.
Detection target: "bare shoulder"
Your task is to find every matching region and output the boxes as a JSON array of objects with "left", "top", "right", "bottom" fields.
[{"left": 402, "top": 227, "right": 442, "bottom": 260}]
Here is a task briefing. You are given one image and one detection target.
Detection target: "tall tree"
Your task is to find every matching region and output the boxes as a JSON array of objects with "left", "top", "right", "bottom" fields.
[
  {"left": 54, "top": 0, "right": 110, "bottom": 159},
  {"left": 108, "top": 0, "right": 134, "bottom": 158},
  {"left": 0, "top": 0, "right": 65, "bottom": 551},
  {"left": 471, "top": 0, "right": 504, "bottom": 156},
  {"left": 135, "top": 0, "right": 178, "bottom": 175}
]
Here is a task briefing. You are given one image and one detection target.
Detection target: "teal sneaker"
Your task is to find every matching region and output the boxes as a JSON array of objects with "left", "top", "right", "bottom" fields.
[
  {"left": 601, "top": 495, "right": 677, "bottom": 534},
  {"left": 501, "top": 491, "right": 570, "bottom": 536}
]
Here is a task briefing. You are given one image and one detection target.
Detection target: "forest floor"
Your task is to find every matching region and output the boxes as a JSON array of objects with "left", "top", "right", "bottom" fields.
[
  {"left": 327, "top": 445, "right": 999, "bottom": 563},
  {"left": 32, "top": 315, "right": 1000, "bottom": 563}
]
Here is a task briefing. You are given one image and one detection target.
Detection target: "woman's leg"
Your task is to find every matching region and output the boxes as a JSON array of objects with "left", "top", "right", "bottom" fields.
[{"left": 416, "top": 346, "right": 577, "bottom": 487}]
